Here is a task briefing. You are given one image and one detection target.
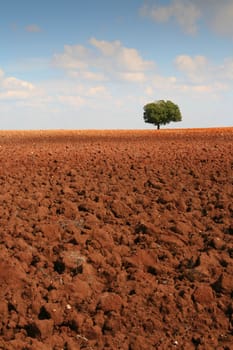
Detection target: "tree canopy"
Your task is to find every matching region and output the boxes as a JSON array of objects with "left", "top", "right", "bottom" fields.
[{"left": 143, "top": 100, "right": 182, "bottom": 129}]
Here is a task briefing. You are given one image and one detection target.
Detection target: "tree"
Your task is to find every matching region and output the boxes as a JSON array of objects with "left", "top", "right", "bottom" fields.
[{"left": 143, "top": 100, "right": 182, "bottom": 129}]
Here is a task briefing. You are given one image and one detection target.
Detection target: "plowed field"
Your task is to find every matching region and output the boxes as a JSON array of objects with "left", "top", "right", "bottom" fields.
[{"left": 0, "top": 128, "right": 233, "bottom": 350}]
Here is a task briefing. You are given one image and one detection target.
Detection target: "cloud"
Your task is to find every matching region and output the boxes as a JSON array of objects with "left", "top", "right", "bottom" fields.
[
  {"left": 0, "top": 70, "right": 36, "bottom": 100},
  {"left": 53, "top": 45, "right": 90, "bottom": 70},
  {"left": 52, "top": 38, "right": 232, "bottom": 110},
  {"left": 42, "top": 78, "right": 112, "bottom": 112},
  {"left": 119, "top": 72, "right": 146, "bottom": 82},
  {"left": 52, "top": 38, "right": 154, "bottom": 82},
  {"left": 3, "top": 77, "right": 35, "bottom": 91},
  {"left": 146, "top": 74, "right": 182, "bottom": 97},
  {"left": 152, "top": 74, "right": 177, "bottom": 88},
  {"left": 205, "top": 0, "right": 233, "bottom": 37},
  {"left": 68, "top": 70, "right": 107, "bottom": 81},
  {"left": 140, "top": 0, "right": 233, "bottom": 37},
  {"left": 0, "top": 69, "right": 52, "bottom": 113},
  {"left": 25, "top": 24, "right": 42, "bottom": 33},
  {"left": 175, "top": 54, "right": 233, "bottom": 87},
  {"left": 0, "top": 90, "right": 34, "bottom": 100},
  {"left": 58, "top": 95, "right": 85, "bottom": 108},
  {"left": 174, "top": 55, "right": 209, "bottom": 83},
  {"left": 220, "top": 58, "right": 233, "bottom": 80},
  {"left": 0, "top": 69, "right": 4, "bottom": 79},
  {"left": 141, "top": 53, "right": 232, "bottom": 102},
  {"left": 89, "top": 38, "right": 153, "bottom": 72},
  {"left": 87, "top": 85, "right": 109, "bottom": 96},
  {"left": 140, "top": 0, "right": 201, "bottom": 34},
  {"left": 89, "top": 38, "right": 122, "bottom": 56}
]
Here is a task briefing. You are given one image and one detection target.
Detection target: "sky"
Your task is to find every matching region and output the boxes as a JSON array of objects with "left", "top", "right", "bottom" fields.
[{"left": 0, "top": 0, "right": 233, "bottom": 129}]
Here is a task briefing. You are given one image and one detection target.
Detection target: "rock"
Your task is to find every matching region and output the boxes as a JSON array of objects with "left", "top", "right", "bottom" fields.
[
  {"left": 170, "top": 221, "right": 192, "bottom": 235},
  {"left": 68, "top": 278, "right": 92, "bottom": 302},
  {"left": 62, "top": 250, "right": 86, "bottom": 271},
  {"left": 110, "top": 200, "right": 132, "bottom": 218},
  {"left": 85, "top": 324, "right": 102, "bottom": 340},
  {"left": 43, "top": 303, "right": 64, "bottom": 325},
  {"left": 211, "top": 274, "right": 232, "bottom": 294},
  {"left": 192, "top": 285, "right": 215, "bottom": 305},
  {"left": 35, "top": 319, "right": 54, "bottom": 340},
  {"left": 98, "top": 292, "right": 123, "bottom": 313}
]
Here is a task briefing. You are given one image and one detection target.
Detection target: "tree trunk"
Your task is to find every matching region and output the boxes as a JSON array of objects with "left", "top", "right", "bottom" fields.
[{"left": 157, "top": 124, "right": 160, "bottom": 130}]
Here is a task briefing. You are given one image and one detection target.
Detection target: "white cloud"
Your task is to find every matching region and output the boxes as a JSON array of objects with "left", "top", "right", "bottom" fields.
[
  {"left": 3, "top": 77, "right": 35, "bottom": 91},
  {"left": 218, "top": 58, "right": 233, "bottom": 81},
  {"left": 142, "top": 54, "right": 231, "bottom": 101},
  {"left": 118, "top": 47, "right": 152, "bottom": 72},
  {"left": 191, "top": 84, "right": 219, "bottom": 93},
  {"left": 68, "top": 70, "right": 107, "bottom": 81},
  {"left": 174, "top": 54, "right": 233, "bottom": 90},
  {"left": 0, "top": 69, "right": 53, "bottom": 114},
  {"left": 119, "top": 72, "right": 146, "bottom": 82},
  {"left": 140, "top": 0, "right": 201, "bottom": 34},
  {"left": 87, "top": 85, "right": 109, "bottom": 96},
  {"left": 0, "top": 90, "right": 35, "bottom": 100},
  {"left": 145, "top": 86, "right": 154, "bottom": 96},
  {"left": 52, "top": 42, "right": 233, "bottom": 111},
  {"left": 25, "top": 24, "right": 42, "bottom": 33},
  {"left": 145, "top": 74, "right": 179, "bottom": 95},
  {"left": 47, "top": 80, "right": 112, "bottom": 111},
  {"left": 0, "top": 70, "right": 36, "bottom": 100},
  {"left": 206, "top": 0, "right": 233, "bottom": 37},
  {"left": 174, "top": 55, "right": 209, "bottom": 83},
  {"left": 52, "top": 38, "right": 154, "bottom": 82},
  {"left": 89, "top": 37, "right": 153, "bottom": 72},
  {"left": 58, "top": 95, "right": 85, "bottom": 108},
  {"left": 89, "top": 38, "right": 121, "bottom": 56},
  {"left": 140, "top": 0, "right": 233, "bottom": 37},
  {"left": 53, "top": 45, "right": 90, "bottom": 70}
]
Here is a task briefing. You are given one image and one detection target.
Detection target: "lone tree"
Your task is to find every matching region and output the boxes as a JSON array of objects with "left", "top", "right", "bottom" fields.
[{"left": 143, "top": 100, "right": 182, "bottom": 129}]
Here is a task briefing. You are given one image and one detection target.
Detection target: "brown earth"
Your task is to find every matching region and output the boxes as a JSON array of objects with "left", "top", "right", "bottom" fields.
[{"left": 0, "top": 128, "right": 232, "bottom": 350}]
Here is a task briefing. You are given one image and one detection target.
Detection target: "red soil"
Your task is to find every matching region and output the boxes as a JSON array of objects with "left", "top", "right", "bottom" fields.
[{"left": 0, "top": 128, "right": 232, "bottom": 350}]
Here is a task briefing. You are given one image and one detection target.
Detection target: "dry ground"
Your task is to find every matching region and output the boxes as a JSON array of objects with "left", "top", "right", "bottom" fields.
[{"left": 0, "top": 128, "right": 232, "bottom": 349}]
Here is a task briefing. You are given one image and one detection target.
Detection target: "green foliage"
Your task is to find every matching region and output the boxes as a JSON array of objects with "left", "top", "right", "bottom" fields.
[{"left": 143, "top": 100, "right": 182, "bottom": 129}]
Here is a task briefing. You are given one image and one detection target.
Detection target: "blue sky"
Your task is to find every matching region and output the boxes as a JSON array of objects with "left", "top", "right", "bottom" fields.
[{"left": 0, "top": 0, "right": 232, "bottom": 129}]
